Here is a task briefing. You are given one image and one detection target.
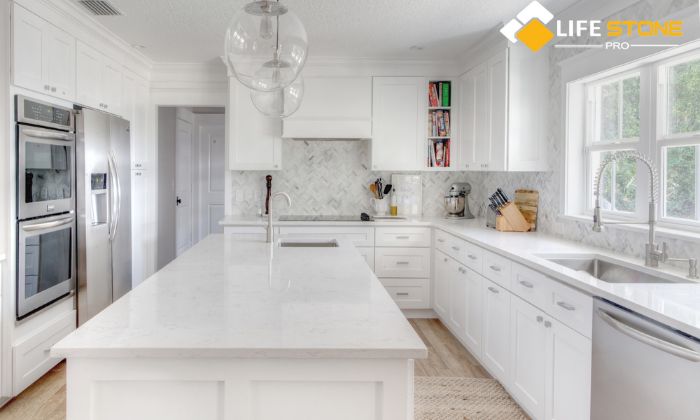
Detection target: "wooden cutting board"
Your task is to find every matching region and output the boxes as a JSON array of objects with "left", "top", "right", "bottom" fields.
[{"left": 514, "top": 189, "right": 539, "bottom": 231}]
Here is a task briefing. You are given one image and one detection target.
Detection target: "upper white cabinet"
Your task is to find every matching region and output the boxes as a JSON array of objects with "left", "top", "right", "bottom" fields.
[
  {"left": 228, "top": 81, "right": 282, "bottom": 170},
  {"left": 12, "top": 4, "right": 76, "bottom": 101},
  {"left": 282, "top": 77, "right": 372, "bottom": 139},
  {"left": 122, "top": 72, "right": 150, "bottom": 169},
  {"left": 371, "top": 77, "right": 425, "bottom": 171},
  {"left": 76, "top": 41, "right": 123, "bottom": 115},
  {"left": 459, "top": 44, "right": 549, "bottom": 171}
]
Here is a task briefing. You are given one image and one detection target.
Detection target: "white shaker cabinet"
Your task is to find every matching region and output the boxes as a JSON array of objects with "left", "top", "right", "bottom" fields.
[
  {"left": 282, "top": 77, "right": 372, "bottom": 139},
  {"left": 482, "top": 279, "right": 510, "bottom": 383},
  {"left": 448, "top": 263, "right": 467, "bottom": 341},
  {"left": 463, "top": 268, "right": 483, "bottom": 358},
  {"left": 510, "top": 296, "right": 548, "bottom": 419},
  {"left": 12, "top": 4, "right": 76, "bottom": 101},
  {"left": 122, "top": 73, "right": 150, "bottom": 169},
  {"left": 459, "top": 43, "right": 548, "bottom": 172},
  {"left": 228, "top": 80, "right": 282, "bottom": 170},
  {"left": 433, "top": 250, "right": 451, "bottom": 319},
  {"left": 371, "top": 77, "right": 425, "bottom": 171},
  {"left": 76, "top": 41, "right": 123, "bottom": 115},
  {"left": 131, "top": 169, "right": 148, "bottom": 287}
]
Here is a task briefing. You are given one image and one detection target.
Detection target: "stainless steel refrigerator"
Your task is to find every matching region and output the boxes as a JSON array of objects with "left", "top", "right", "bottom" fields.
[{"left": 75, "top": 108, "right": 132, "bottom": 325}]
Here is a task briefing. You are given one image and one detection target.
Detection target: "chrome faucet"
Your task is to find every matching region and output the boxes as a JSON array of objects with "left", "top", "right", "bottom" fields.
[
  {"left": 267, "top": 192, "right": 291, "bottom": 243},
  {"left": 593, "top": 151, "right": 698, "bottom": 278}
]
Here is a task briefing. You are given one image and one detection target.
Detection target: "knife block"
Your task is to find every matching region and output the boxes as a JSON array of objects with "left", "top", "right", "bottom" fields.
[{"left": 496, "top": 202, "right": 530, "bottom": 232}]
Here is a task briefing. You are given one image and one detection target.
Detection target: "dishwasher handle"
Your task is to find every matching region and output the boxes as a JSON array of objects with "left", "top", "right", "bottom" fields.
[{"left": 597, "top": 309, "right": 700, "bottom": 362}]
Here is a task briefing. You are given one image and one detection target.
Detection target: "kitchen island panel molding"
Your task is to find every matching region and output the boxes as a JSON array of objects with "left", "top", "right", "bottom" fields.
[{"left": 66, "top": 357, "right": 413, "bottom": 420}]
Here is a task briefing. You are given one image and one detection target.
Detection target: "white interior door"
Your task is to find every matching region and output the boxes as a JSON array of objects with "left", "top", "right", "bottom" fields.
[
  {"left": 175, "top": 117, "right": 193, "bottom": 256},
  {"left": 198, "top": 118, "right": 225, "bottom": 239}
]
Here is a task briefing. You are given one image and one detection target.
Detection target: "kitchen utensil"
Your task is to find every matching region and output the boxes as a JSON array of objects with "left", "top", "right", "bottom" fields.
[
  {"left": 383, "top": 184, "right": 392, "bottom": 196},
  {"left": 265, "top": 175, "right": 272, "bottom": 215},
  {"left": 444, "top": 182, "right": 474, "bottom": 219},
  {"left": 369, "top": 184, "right": 378, "bottom": 198},
  {"left": 360, "top": 212, "right": 371, "bottom": 222},
  {"left": 496, "top": 188, "right": 509, "bottom": 204}
]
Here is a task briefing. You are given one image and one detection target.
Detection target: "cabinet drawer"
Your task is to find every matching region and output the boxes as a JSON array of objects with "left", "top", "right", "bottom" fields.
[
  {"left": 14, "top": 310, "right": 76, "bottom": 395},
  {"left": 380, "top": 278, "right": 430, "bottom": 309},
  {"left": 511, "top": 262, "right": 551, "bottom": 311},
  {"left": 278, "top": 226, "right": 375, "bottom": 247},
  {"left": 434, "top": 229, "right": 455, "bottom": 255},
  {"left": 224, "top": 226, "right": 268, "bottom": 241},
  {"left": 549, "top": 281, "right": 593, "bottom": 338},
  {"left": 460, "top": 241, "right": 484, "bottom": 274},
  {"left": 375, "top": 227, "right": 431, "bottom": 247},
  {"left": 483, "top": 250, "right": 511, "bottom": 289},
  {"left": 356, "top": 246, "right": 375, "bottom": 271},
  {"left": 375, "top": 247, "right": 430, "bottom": 278}
]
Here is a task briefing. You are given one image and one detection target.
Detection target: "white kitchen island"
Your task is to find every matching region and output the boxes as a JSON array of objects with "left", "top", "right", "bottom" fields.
[{"left": 52, "top": 235, "right": 427, "bottom": 420}]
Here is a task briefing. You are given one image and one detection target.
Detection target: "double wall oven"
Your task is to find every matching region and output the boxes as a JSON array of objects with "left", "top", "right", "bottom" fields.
[{"left": 15, "top": 95, "right": 76, "bottom": 319}]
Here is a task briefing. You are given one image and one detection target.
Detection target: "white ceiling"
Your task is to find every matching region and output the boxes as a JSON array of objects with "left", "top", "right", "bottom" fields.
[{"left": 83, "top": 0, "right": 578, "bottom": 63}]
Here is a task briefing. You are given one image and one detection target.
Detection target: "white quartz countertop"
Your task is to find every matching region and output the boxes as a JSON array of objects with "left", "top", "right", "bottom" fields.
[
  {"left": 52, "top": 236, "right": 428, "bottom": 359},
  {"left": 222, "top": 215, "right": 700, "bottom": 338}
]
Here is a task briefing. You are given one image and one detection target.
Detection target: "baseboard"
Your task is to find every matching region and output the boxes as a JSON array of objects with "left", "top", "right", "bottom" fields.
[{"left": 402, "top": 309, "right": 438, "bottom": 319}]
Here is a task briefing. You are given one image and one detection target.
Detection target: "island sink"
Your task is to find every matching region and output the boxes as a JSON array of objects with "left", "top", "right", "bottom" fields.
[{"left": 541, "top": 254, "right": 693, "bottom": 284}]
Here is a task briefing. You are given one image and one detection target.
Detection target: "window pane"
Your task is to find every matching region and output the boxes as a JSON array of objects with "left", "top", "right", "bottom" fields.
[
  {"left": 665, "top": 145, "right": 697, "bottom": 220},
  {"left": 600, "top": 83, "right": 619, "bottom": 141},
  {"left": 622, "top": 77, "right": 640, "bottom": 138},
  {"left": 615, "top": 154, "right": 636, "bottom": 212},
  {"left": 668, "top": 59, "right": 700, "bottom": 135},
  {"left": 591, "top": 150, "right": 636, "bottom": 213}
]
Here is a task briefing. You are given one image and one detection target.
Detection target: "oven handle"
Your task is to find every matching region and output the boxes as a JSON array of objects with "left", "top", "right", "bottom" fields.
[
  {"left": 21, "top": 128, "right": 73, "bottom": 141},
  {"left": 597, "top": 309, "right": 700, "bottom": 362},
  {"left": 108, "top": 152, "right": 121, "bottom": 242},
  {"left": 21, "top": 216, "right": 74, "bottom": 232}
]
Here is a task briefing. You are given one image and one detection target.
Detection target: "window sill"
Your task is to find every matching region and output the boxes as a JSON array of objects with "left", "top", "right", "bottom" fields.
[{"left": 558, "top": 214, "right": 700, "bottom": 243}]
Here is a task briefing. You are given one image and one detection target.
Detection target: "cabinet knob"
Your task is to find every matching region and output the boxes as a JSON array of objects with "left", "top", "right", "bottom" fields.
[
  {"left": 51, "top": 86, "right": 56, "bottom": 92},
  {"left": 467, "top": 254, "right": 477, "bottom": 260},
  {"left": 488, "top": 286, "right": 499, "bottom": 294},
  {"left": 465, "top": 164, "right": 469, "bottom": 169},
  {"left": 519, "top": 280, "right": 534, "bottom": 288},
  {"left": 536, "top": 316, "right": 543, "bottom": 323},
  {"left": 44, "top": 85, "right": 50, "bottom": 91},
  {"left": 544, "top": 320, "right": 552, "bottom": 328},
  {"left": 274, "top": 164, "right": 279, "bottom": 168}
]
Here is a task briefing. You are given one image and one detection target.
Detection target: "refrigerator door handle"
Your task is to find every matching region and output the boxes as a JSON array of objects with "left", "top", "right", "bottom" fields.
[{"left": 108, "top": 153, "right": 121, "bottom": 242}]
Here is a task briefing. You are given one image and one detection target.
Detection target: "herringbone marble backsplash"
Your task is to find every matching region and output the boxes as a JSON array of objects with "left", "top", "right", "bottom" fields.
[{"left": 229, "top": 139, "right": 484, "bottom": 217}]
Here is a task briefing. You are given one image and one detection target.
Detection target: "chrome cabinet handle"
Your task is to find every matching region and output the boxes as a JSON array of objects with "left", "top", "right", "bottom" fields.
[
  {"left": 396, "top": 235, "right": 410, "bottom": 240},
  {"left": 544, "top": 320, "right": 552, "bottom": 328},
  {"left": 488, "top": 286, "right": 499, "bottom": 294},
  {"left": 458, "top": 267, "right": 466, "bottom": 274},
  {"left": 468, "top": 254, "right": 477, "bottom": 260},
  {"left": 557, "top": 301, "right": 575, "bottom": 311},
  {"left": 519, "top": 280, "right": 534, "bottom": 289},
  {"left": 536, "top": 316, "right": 543, "bottom": 323},
  {"left": 51, "top": 86, "right": 56, "bottom": 92},
  {"left": 437, "top": 239, "right": 445, "bottom": 243},
  {"left": 443, "top": 257, "right": 448, "bottom": 262},
  {"left": 44, "top": 84, "right": 50, "bottom": 91},
  {"left": 489, "top": 265, "right": 502, "bottom": 272},
  {"left": 597, "top": 309, "right": 700, "bottom": 362},
  {"left": 396, "top": 261, "right": 409, "bottom": 265},
  {"left": 22, "top": 216, "right": 74, "bottom": 232},
  {"left": 451, "top": 246, "right": 460, "bottom": 251},
  {"left": 396, "top": 292, "right": 409, "bottom": 296}
]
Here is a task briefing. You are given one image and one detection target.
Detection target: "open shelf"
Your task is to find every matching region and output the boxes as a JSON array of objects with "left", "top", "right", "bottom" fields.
[{"left": 427, "top": 80, "right": 452, "bottom": 169}]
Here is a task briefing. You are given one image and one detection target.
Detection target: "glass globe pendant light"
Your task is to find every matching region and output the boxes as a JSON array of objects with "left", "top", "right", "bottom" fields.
[
  {"left": 250, "top": 75, "right": 304, "bottom": 118},
  {"left": 225, "top": 0, "right": 308, "bottom": 92}
]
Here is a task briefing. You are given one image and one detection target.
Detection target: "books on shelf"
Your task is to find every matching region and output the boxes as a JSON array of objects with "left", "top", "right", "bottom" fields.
[
  {"left": 428, "top": 81, "right": 451, "bottom": 107},
  {"left": 428, "top": 139, "right": 451, "bottom": 168},
  {"left": 429, "top": 110, "right": 450, "bottom": 137}
]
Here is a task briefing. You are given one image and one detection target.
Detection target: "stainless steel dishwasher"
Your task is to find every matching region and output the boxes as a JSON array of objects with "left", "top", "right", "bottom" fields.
[{"left": 592, "top": 298, "right": 700, "bottom": 420}]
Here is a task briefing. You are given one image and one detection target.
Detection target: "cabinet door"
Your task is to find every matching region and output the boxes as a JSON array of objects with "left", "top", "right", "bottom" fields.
[
  {"left": 433, "top": 250, "right": 451, "bottom": 319},
  {"left": 131, "top": 169, "right": 148, "bottom": 287},
  {"left": 229, "top": 81, "right": 282, "bottom": 170},
  {"left": 132, "top": 81, "right": 149, "bottom": 169},
  {"left": 482, "top": 279, "right": 510, "bottom": 383},
  {"left": 510, "top": 297, "right": 548, "bottom": 420},
  {"left": 463, "top": 269, "right": 483, "bottom": 358},
  {"left": 76, "top": 42, "right": 103, "bottom": 109},
  {"left": 448, "top": 263, "right": 467, "bottom": 340},
  {"left": 45, "top": 26, "right": 75, "bottom": 100},
  {"left": 102, "top": 57, "right": 123, "bottom": 115},
  {"left": 487, "top": 50, "right": 508, "bottom": 171},
  {"left": 473, "top": 64, "right": 490, "bottom": 170},
  {"left": 12, "top": 5, "right": 46, "bottom": 93},
  {"left": 459, "top": 69, "right": 478, "bottom": 171},
  {"left": 371, "top": 77, "right": 425, "bottom": 171},
  {"left": 545, "top": 319, "right": 591, "bottom": 420}
]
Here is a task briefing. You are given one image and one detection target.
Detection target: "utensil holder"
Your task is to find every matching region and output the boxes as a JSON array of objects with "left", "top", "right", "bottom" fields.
[
  {"left": 496, "top": 202, "right": 530, "bottom": 232},
  {"left": 373, "top": 198, "right": 389, "bottom": 216}
]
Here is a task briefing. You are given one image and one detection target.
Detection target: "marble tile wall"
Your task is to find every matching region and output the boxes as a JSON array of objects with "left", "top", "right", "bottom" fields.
[{"left": 229, "top": 0, "right": 700, "bottom": 265}]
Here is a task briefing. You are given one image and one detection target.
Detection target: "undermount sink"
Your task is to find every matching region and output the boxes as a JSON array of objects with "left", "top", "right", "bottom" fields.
[
  {"left": 541, "top": 254, "right": 692, "bottom": 284},
  {"left": 278, "top": 239, "right": 339, "bottom": 248}
]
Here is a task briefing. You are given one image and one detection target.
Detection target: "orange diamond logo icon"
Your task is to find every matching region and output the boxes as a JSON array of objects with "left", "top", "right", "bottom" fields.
[{"left": 515, "top": 19, "right": 554, "bottom": 52}]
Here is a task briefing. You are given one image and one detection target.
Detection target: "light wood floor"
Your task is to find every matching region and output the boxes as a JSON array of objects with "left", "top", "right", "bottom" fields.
[{"left": 0, "top": 318, "right": 488, "bottom": 419}]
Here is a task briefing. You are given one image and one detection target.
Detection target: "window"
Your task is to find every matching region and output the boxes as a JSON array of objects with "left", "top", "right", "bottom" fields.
[
  {"left": 585, "top": 73, "right": 641, "bottom": 215},
  {"left": 568, "top": 47, "right": 700, "bottom": 231}
]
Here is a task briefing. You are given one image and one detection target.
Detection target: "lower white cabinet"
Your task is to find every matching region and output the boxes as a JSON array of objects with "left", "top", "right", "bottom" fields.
[
  {"left": 433, "top": 250, "right": 451, "bottom": 319},
  {"left": 131, "top": 170, "right": 148, "bottom": 287},
  {"left": 510, "top": 296, "right": 549, "bottom": 419},
  {"left": 374, "top": 247, "right": 430, "bottom": 278},
  {"left": 481, "top": 279, "right": 510, "bottom": 383},
  {"left": 379, "top": 278, "right": 430, "bottom": 309},
  {"left": 448, "top": 263, "right": 467, "bottom": 341},
  {"left": 463, "top": 269, "right": 483, "bottom": 358}
]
